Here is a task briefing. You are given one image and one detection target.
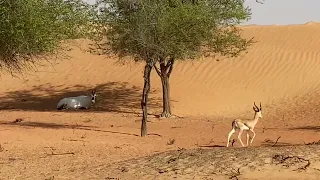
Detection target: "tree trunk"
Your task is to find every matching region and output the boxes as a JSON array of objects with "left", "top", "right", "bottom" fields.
[
  {"left": 141, "top": 59, "right": 154, "bottom": 137},
  {"left": 154, "top": 58, "right": 175, "bottom": 118},
  {"left": 160, "top": 72, "right": 171, "bottom": 117}
]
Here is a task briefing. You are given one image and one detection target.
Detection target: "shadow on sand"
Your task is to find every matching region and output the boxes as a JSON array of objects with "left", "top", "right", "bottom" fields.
[
  {"left": 0, "top": 81, "right": 163, "bottom": 114},
  {"left": 197, "top": 144, "right": 225, "bottom": 148},
  {"left": 261, "top": 140, "right": 293, "bottom": 147},
  {"left": 0, "top": 121, "right": 141, "bottom": 137},
  {"left": 287, "top": 126, "right": 320, "bottom": 132}
]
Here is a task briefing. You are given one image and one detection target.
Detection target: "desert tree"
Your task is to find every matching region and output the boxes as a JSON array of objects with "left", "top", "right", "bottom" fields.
[
  {"left": 0, "top": 0, "right": 95, "bottom": 75},
  {"left": 150, "top": 0, "right": 255, "bottom": 118},
  {"left": 93, "top": 0, "right": 255, "bottom": 136}
]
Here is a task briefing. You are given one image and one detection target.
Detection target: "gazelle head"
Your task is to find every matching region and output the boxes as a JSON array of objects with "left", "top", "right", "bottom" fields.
[
  {"left": 91, "top": 89, "right": 97, "bottom": 103},
  {"left": 253, "top": 102, "right": 262, "bottom": 118}
]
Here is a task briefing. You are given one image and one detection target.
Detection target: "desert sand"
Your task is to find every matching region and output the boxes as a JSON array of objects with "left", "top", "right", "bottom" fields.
[{"left": 0, "top": 23, "right": 320, "bottom": 179}]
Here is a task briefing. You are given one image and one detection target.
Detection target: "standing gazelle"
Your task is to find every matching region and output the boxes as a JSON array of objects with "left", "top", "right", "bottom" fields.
[{"left": 226, "top": 102, "right": 262, "bottom": 147}]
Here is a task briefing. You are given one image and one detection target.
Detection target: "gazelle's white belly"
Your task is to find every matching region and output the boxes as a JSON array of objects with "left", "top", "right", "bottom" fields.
[{"left": 234, "top": 120, "right": 250, "bottom": 130}]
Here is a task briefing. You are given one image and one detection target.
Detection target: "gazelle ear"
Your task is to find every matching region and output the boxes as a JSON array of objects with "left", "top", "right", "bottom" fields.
[
  {"left": 260, "top": 102, "right": 262, "bottom": 110},
  {"left": 92, "top": 89, "right": 96, "bottom": 95}
]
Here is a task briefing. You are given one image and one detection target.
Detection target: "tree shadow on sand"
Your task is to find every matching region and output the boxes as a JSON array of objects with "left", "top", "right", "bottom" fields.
[
  {"left": 197, "top": 144, "right": 225, "bottom": 148},
  {"left": 261, "top": 139, "right": 293, "bottom": 147},
  {"left": 0, "top": 121, "right": 141, "bottom": 137},
  {"left": 0, "top": 121, "right": 96, "bottom": 129},
  {"left": 287, "top": 126, "right": 320, "bottom": 132},
  {"left": 0, "top": 81, "right": 163, "bottom": 114}
]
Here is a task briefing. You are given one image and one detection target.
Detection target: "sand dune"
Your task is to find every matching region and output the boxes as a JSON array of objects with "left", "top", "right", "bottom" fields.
[{"left": 0, "top": 23, "right": 320, "bottom": 118}]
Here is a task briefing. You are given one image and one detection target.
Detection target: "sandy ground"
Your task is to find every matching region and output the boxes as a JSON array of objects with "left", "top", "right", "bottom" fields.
[{"left": 1, "top": 23, "right": 320, "bottom": 179}]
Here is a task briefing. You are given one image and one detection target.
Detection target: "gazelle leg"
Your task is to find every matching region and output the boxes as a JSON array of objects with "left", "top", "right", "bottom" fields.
[
  {"left": 238, "top": 130, "right": 245, "bottom": 147},
  {"left": 246, "top": 131, "right": 250, "bottom": 146},
  {"left": 250, "top": 129, "right": 256, "bottom": 145},
  {"left": 227, "top": 128, "right": 236, "bottom": 147}
]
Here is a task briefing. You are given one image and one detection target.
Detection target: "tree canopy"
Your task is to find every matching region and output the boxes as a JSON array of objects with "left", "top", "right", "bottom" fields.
[
  {"left": 94, "top": 0, "right": 253, "bottom": 61},
  {"left": 0, "top": 0, "right": 94, "bottom": 74}
]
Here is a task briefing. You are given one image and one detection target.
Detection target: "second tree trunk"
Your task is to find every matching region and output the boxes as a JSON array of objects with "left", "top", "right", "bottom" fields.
[{"left": 160, "top": 72, "right": 171, "bottom": 117}]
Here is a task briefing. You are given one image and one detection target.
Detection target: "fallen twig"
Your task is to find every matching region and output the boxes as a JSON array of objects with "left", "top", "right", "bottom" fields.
[
  {"left": 229, "top": 167, "right": 241, "bottom": 180},
  {"left": 47, "top": 152, "right": 75, "bottom": 156},
  {"left": 148, "top": 133, "right": 162, "bottom": 137},
  {"left": 171, "top": 126, "right": 182, "bottom": 129},
  {"left": 106, "top": 177, "right": 120, "bottom": 180},
  {"left": 272, "top": 136, "right": 281, "bottom": 147},
  {"left": 42, "top": 147, "right": 75, "bottom": 157},
  {"left": 304, "top": 140, "right": 320, "bottom": 145},
  {"left": 273, "top": 154, "right": 310, "bottom": 171},
  {"left": 62, "top": 138, "right": 88, "bottom": 142}
]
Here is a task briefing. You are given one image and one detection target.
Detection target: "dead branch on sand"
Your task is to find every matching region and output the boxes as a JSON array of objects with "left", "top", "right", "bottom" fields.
[
  {"left": 42, "top": 147, "right": 75, "bottom": 157},
  {"left": 272, "top": 136, "right": 281, "bottom": 147},
  {"left": 273, "top": 154, "right": 310, "bottom": 171},
  {"left": 304, "top": 140, "right": 320, "bottom": 145},
  {"left": 45, "top": 152, "right": 75, "bottom": 156},
  {"left": 62, "top": 138, "right": 88, "bottom": 142},
  {"left": 229, "top": 167, "right": 241, "bottom": 180}
]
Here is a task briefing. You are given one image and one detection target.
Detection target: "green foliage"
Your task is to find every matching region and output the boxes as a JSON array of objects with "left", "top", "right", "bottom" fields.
[
  {"left": 0, "top": 0, "right": 94, "bottom": 73},
  {"left": 94, "top": 0, "right": 254, "bottom": 61}
]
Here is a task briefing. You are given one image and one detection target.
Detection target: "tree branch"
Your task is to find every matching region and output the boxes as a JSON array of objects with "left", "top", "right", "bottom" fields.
[
  {"left": 167, "top": 58, "right": 175, "bottom": 78},
  {"left": 164, "top": 58, "right": 171, "bottom": 70},
  {"left": 256, "top": 0, "right": 265, "bottom": 4},
  {"left": 153, "top": 63, "right": 161, "bottom": 76}
]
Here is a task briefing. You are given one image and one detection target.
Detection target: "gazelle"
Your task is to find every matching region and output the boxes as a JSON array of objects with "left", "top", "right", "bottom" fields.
[{"left": 226, "top": 102, "right": 262, "bottom": 147}]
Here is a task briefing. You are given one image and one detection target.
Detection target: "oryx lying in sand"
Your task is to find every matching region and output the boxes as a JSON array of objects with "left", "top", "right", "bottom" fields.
[{"left": 57, "top": 89, "right": 97, "bottom": 110}]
